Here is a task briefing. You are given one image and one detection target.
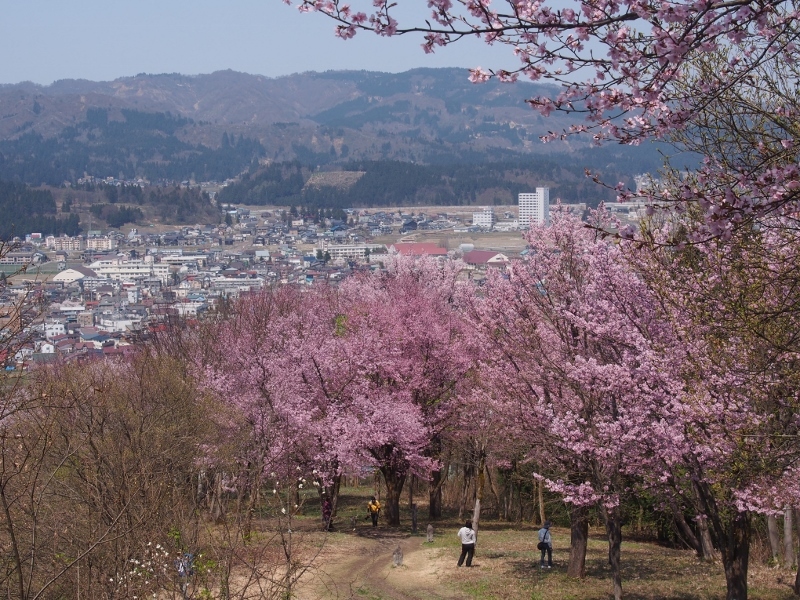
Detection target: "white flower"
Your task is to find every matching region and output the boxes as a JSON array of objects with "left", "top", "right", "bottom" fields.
[
  {"left": 298, "top": 484, "right": 303, "bottom": 489},
  {"left": 281, "top": 508, "right": 286, "bottom": 514},
  {"left": 273, "top": 489, "right": 277, "bottom": 494}
]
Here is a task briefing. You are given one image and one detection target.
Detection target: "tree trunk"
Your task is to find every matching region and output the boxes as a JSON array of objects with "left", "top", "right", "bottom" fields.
[
  {"left": 768, "top": 515, "right": 781, "bottom": 564},
  {"left": 0, "top": 479, "right": 25, "bottom": 600},
  {"left": 458, "top": 469, "right": 472, "bottom": 520},
  {"left": 601, "top": 504, "right": 623, "bottom": 600},
  {"left": 472, "top": 451, "right": 486, "bottom": 539},
  {"left": 794, "top": 508, "right": 800, "bottom": 595},
  {"left": 486, "top": 467, "right": 502, "bottom": 518},
  {"left": 427, "top": 436, "right": 444, "bottom": 519},
  {"left": 429, "top": 468, "right": 443, "bottom": 519},
  {"left": 699, "top": 516, "right": 718, "bottom": 562},
  {"left": 538, "top": 479, "right": 546, "bottom": 525},
  {"left": 319, "top": 473, "right": 341, "bottom": 529},
  {"left": 379, "top": 466, "right": 406, "bottom": 527},
  {"left": 783, "top": 508, "right": 795, "bottom": 568},
  {"left": 568, "top": 504, "right": 589, "bottom": 578},
  {"left": 668, "top": 500, "right": 702, "bottom": 557},
  {"left": 720, "top": 511, "right": 750, "bottom": 600}
]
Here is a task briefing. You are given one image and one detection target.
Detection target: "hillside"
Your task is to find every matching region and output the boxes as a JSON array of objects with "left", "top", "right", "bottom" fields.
[{"left": 0, "top": 69, "right": 670, "bottom": 187}]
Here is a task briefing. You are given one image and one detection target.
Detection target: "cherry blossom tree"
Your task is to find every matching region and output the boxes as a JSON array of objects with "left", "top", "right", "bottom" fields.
[
  {"left": 335, "top": 255, "right": 478, "bottom": 525},
  {"left": 472, "top": 209, "right": 688, "bottom": 598},
  {"left": 204, "top": 262, "right": 477, "bottom": 528},
  {"left": 625, "top": 218, "right": 800, "bottom": 600},
  {"left": 628, "top": 46, "right": 800, "bottom": 242},
  {"left": 200, "top": 287, "right": 316, "bottom": 520},
  {"left": 295, "top": 0, "right": 798, "bottom": 132}
]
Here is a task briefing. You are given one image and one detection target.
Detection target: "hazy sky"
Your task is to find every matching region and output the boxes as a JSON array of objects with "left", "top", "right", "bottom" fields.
[{"left": 1, "top": 0, "right": 513, "bottom": 85}]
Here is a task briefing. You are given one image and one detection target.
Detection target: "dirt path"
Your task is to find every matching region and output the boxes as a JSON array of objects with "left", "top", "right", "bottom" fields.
[{"left": 294, "top": 528, "right": 468, "bottom": 600}]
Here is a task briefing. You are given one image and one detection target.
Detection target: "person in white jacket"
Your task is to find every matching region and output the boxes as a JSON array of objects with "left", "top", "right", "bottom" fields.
[{"left": 457, "top": 520, "right": 476, "bottom": 567}]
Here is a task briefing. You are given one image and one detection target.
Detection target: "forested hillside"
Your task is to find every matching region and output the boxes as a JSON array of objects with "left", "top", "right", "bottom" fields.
[
  {"left": 72, "top": 183, "right": 220, "bottom": 226},
  {"left": 218, "top": 144, "right": 667, "bottom": 208},
  {"left": 0, "top": 108, "right": 263, "bottom": 185},
  {"left": 0, "top": 181, "right": 79, "bottom": 239}
]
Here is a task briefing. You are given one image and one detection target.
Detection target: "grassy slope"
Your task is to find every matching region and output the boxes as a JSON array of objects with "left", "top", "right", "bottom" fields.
[{"left": 291, "top": 486, "right": 797, "bottom": 600}]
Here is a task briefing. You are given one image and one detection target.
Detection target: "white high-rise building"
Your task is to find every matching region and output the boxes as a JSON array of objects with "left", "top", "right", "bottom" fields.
[{"left": 518, "top": 188, "right": 550, "bottom": 230}]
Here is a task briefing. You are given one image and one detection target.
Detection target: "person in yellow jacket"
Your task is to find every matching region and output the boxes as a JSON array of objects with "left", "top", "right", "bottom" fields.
[{"left": 367, "top": 496, "right": 381, "bottom": 527}]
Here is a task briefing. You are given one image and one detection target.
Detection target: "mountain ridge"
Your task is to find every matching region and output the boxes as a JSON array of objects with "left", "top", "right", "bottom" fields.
[{"left": 0, "top": 68, "right": 666, "bottom": 188}]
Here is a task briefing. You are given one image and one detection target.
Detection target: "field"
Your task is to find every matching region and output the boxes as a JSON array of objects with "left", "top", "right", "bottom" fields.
[{"left": 262, "top": 488, "right": 800, "bottom": 600}]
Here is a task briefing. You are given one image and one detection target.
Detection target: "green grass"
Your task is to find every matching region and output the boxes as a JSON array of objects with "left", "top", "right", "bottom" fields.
[{"left": 355, "top": 585, "right": 385, "bottom": 599}]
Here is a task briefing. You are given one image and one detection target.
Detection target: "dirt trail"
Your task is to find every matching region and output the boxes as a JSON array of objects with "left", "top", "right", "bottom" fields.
[{"left": 294, "top": 528, "right": 467, "bottom": 600}]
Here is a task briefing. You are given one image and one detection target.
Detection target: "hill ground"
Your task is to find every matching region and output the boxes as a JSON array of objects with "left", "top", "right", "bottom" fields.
[{"left": 251, "top": 487, "right": 799, "bottom": 600}]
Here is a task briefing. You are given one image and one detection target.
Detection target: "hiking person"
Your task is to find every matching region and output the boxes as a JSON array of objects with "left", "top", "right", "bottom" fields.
[
  {"left": 538, "top": 520, "right": 553, "bottom": 568},
  {"left": 457, "top": 520, "right": 476, "bottom": 567},
  {"left": 367, "top": 496, "right": 381, "bottom": 527}
]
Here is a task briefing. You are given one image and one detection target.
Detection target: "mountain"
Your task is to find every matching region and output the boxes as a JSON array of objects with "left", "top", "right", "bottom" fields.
[{"left": 0, "top": 69, "right": 666, "bottom": 187}]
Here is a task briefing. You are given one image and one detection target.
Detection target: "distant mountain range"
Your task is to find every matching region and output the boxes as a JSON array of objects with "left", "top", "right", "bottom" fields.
[{"left": 0, "top": 68, "right": 668, "bottom": 188}]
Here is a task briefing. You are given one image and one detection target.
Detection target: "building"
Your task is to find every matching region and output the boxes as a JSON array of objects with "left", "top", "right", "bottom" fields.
[
  {"left": 389, "top": 243, "right": 448, "bottom": 257},
  {"left": 462, "top": 250, "right": 510, "bottom": 270},
  {"left": 0, "top": 250, "right": 46, "bottom": 264},
  {"left": 316, "top": 243, "right": 386, "bottom": 261},
  {"left": 472, "top": 207, "right": 495, "bottom": 229},
  {"left": 88, "top": 258, "right": 170, "bottom": 285},
  {"left": 77, "top": 312, "right": 95, "bottom": 328},
  {"left": 51, "top": 266, "right": 99, "bottom": 286},
  {"left": 45, "top": 235, "right": 84, "bottom": 252},
  {"left": 518, "top": 188, "right": 550, "bottom": 230},
  {"left": 86, "top": 236, "right": 118, "bottom": 251}
]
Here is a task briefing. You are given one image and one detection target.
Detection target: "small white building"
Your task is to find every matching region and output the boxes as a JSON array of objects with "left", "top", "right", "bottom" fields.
[
  {"left": 45, "top": 321, "right": 66, "bottom": 340},
  {"left": 472, "top": 207, "right": 495, "bottom": 229},
  {"left": 51, "top": 266, "right": 99, "bottom": 285}
]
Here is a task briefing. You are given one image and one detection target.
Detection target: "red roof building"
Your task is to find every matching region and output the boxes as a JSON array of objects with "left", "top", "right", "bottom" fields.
[{"left": 390, "top": 243, "right": 448, "bottom": 256}]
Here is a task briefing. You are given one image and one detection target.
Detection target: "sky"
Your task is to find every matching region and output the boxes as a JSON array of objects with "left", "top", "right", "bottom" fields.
[{"left": 0, "top": 0, "right": 513, "bottom": 85}]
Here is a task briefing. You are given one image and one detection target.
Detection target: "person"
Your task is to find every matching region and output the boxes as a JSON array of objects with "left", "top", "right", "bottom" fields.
[
  {"left": 538, "top": 520, "right": 553, "bottom": 568},
  {"left": 367, "top": 496, "right": 381, "bottom": 527},
  {"left": 457, "top": 520, "right": 476, "bottom": 567}
]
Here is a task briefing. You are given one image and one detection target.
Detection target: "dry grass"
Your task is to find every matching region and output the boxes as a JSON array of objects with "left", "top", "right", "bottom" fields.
[
  {"left": 177, "top": 487, "right": 799, "bottom": 600},
  {"left": 441, "top": 525, "right": 797, "bottom": 600},
  {"left": 285, "top": 508, "right": 799, "bottom": 600}
]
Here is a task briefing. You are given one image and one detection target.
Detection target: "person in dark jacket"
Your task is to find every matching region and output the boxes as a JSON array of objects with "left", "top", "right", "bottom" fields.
[{"left": 538, "top": 520, "right": 553, "bottom": 568}]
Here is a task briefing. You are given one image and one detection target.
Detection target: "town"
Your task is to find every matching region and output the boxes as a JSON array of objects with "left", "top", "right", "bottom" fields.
[{"left": 1, "top": 187, "right": 645, "bottom": 369}]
